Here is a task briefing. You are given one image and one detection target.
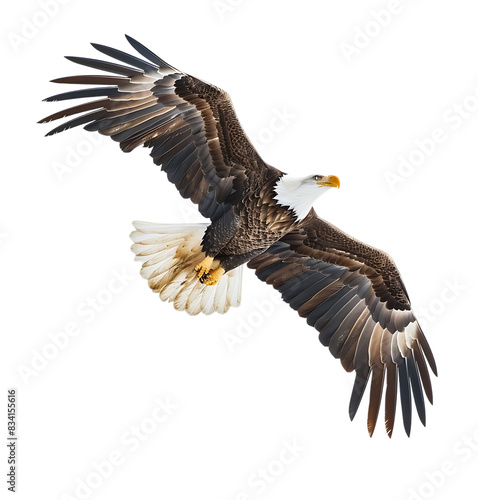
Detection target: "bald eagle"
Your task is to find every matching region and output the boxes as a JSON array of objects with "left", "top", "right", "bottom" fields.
[{"left": 40, "top": 36, "right": 437, "bottom": 437}]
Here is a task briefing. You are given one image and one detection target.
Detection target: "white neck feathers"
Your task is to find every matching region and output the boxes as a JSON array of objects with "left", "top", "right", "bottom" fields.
[{"left": 273, "top": 174, "right": 329, "bottom": 221}]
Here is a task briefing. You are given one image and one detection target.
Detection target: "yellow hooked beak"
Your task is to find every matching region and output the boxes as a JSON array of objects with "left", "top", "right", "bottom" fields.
[{"left": 317, "top": 175, "right": 340, "bottom": 189}]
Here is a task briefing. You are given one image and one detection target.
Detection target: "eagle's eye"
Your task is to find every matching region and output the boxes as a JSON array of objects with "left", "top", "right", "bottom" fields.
[{"left": 313, "top": 175, "right": 321, "bottom": 181}]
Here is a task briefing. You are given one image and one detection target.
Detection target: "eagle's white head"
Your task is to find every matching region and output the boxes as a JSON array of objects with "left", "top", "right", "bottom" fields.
[{"left": 273, "top": 174, "right": 340, "bottom": 221}]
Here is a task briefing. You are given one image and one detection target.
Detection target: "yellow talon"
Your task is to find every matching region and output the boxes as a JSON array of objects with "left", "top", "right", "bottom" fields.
[
  {"left": 194, "top": 256, "right": 214, "bottom": 276},
  {"left": 200, "top": 267, "right": 225, "bottom": 286}
]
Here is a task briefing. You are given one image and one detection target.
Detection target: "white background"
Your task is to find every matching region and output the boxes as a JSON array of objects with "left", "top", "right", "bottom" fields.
[{"left": 2, "top": 1, "right": 478, "bottom": 499}]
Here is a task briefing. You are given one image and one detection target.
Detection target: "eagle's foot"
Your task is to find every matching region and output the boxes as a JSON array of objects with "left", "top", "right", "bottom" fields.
[
  {"left": 199, "top": 267, "right": 225, "bottom": 286},
  {"left": 194, "top": 256, "right": 214, "bottom": 277}
]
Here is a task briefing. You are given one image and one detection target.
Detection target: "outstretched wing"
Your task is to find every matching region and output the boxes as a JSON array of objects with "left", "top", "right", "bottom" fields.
[
  {"left": 39, "top": 35, "right": 274, "bottom": 222},
  {"left": 248, "top": 210, "right": 437, "bottom": 437}
]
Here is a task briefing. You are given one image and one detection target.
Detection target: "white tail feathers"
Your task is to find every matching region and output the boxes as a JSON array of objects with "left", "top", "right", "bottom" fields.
[{"left": 130, "top": 221, "right": 242, "bottom": 315}]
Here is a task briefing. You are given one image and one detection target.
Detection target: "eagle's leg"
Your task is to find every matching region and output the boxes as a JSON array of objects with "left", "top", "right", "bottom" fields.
[
  {"left": 195, "top": 210, "right": 239, "bottom": 284},
  {"left": 194, "top": 256, "right": 214, "bottom": 277}
]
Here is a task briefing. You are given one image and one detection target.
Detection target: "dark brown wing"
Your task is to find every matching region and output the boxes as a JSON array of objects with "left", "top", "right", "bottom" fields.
[
  {"left": 39, "top": 35, "right": 275, "bottom": 221},
  {"left": 248, "top": 209, "right": 437, "bottom": 437}
]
